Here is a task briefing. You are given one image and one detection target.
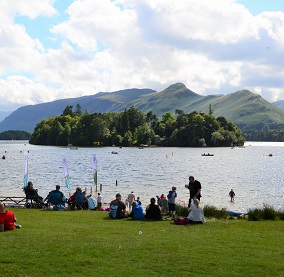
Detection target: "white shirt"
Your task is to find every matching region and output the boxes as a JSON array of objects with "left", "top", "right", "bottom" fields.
[
  {"left": 97, "top": 195, "right": 102, "bottom": 203},
  {"left": 128, "top": 193, "right": 135, "bottom": 203},
  {"left": 187, "top": 200, "right": 205, "bottom": 222}
]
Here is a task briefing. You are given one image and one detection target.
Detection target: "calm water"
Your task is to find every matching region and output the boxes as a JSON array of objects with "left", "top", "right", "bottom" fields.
[{"left": 0, "top": 141, "right": 283, "bottom": 212}]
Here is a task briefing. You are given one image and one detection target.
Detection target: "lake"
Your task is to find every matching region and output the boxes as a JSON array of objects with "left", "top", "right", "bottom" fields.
[{"left": 0, "top": 140, "right": 283, "bottom": 213}]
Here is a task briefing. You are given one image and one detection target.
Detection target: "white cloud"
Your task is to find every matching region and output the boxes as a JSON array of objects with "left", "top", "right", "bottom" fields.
[
  {"left": 1, "top": 0, "right": 284, "bottom": 113},
  {"left": 0, "top": 0, "right": 57, "bottom": 19},
  {"left": 0, "top": 76, "right": 56, "bottom": 106}
]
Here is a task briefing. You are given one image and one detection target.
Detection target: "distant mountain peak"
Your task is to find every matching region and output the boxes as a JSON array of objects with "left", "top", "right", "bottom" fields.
[
  {"left": 166, "top": 82, "right": 187, "bottom": 89},
  {"left": 161, "top": 82, "right": 199, "bottom": 97}
]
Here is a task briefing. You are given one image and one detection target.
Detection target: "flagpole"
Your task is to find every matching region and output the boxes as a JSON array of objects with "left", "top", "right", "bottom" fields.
[
  {"left": 61, "top": 155, "right": 71, "bottom": 190},
  {"left": 92, "top": 154, "right": 97, "bottom": 193},
  {"left": 24, "top": 150, "right": 28, "bottom": 188}
]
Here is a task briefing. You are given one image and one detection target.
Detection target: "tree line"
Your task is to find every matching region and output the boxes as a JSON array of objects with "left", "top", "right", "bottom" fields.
[
  {"left": 0, "top": 130, "right": 31, "bottom": 140},
  {"left": 29, "top": 105, "right": 245, "bottom": 147}
]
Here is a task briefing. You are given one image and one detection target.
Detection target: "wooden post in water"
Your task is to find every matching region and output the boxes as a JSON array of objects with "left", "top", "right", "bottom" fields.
[
  {"left": 116, "top": 180, "right": 118, "bottom": 186},
  {"left": 100, "top": 184, "right": 102, "bottom": 191}
]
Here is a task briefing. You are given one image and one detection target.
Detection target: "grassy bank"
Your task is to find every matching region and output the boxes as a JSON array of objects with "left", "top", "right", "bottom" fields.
[{"left": 1, "top": 208, "right": 284, "bottom": 277}]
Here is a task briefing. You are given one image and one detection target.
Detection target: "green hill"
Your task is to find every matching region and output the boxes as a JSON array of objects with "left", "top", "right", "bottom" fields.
[{"left": 0, "top": 83, "right": 284, "bottom": 132}]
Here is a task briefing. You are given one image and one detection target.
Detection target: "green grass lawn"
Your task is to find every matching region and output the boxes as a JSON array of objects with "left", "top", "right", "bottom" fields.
[{"left": 1, "top": 208, "right": 284, "bottom": 277}]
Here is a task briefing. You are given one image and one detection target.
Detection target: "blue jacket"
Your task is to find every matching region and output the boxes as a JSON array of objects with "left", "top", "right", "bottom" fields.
[{"left": 132, "top": 205, "right": 145, "bottom": 220}]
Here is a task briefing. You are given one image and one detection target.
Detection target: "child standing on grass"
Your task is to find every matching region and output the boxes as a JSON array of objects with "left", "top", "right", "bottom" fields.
[{"left": 97, "top": 193, "right": 102, "bottom": 209}]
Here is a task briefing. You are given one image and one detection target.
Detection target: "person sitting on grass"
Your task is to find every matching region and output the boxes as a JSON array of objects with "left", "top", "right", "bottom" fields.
[
  {"left": 46, "top": 185, "right": 66, "bottom": 207},
  {"left": 130, "top": 201, "right": 145, "bottom": 220},
  {"left": 0, "top": 202, "right": 21, "bottom": 231},
  {"left": 145, "top": 197, "right": 162, "bottom": 220},
  {"left": 87, "top": 194, "right": 97, "bottom": 210},
  {"left": 69, "top": 187, "right": 86, "bottom": 210},
  {"left": 109, "top": 193, "right": 128, "bottom": 219},
  {"left": 187, "top": 198, "right": 205, "bottom": 224}
]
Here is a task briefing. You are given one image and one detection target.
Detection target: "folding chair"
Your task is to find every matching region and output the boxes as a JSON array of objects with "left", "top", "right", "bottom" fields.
[{"left": 48, "top": 191, "right": 64, "bottom": 210}]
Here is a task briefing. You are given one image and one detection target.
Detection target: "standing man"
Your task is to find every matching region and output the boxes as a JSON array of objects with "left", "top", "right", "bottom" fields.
[
  {"left": 186, "top": 176, "right": 202, "bottom": 207},
  {"left": 229, "top": 189, "right": 235, "bottom": 202},
  {"left": 128, "top": 191, "right": 135, "bottom": 209},
  {"left": 0, "top": 202, "right": 17, "bottom": 231}
]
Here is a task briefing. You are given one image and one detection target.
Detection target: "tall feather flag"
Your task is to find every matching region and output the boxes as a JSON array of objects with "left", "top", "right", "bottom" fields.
[
  {"left": 23, "top": 150, "right": 28, "bottom": 188},
  {"left": 61, "top": 155, "right": 70, "bottom": 190},
  {"left": 92, "top": 154, "right": 97, "bottom": 191}
]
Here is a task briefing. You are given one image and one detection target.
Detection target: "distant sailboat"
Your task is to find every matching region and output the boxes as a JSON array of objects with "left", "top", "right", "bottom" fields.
[{"left": 67, "top": 137, "right": 78, "bottom": 150}]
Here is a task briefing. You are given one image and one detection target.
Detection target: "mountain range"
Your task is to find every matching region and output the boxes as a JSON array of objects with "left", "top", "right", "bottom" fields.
[{"left": 0, "top": 83, "right": 284, "bottom": 132}]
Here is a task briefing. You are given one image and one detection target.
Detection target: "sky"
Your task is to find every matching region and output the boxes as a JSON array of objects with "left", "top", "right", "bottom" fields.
[{"left": 1, "top": 0, "right": 284, "bottom": 113}]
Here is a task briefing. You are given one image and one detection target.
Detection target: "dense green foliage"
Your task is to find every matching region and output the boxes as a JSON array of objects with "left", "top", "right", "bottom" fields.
[
  {"left": 243, "top": 128, "right": 284, "bottom": 142},
  {"left": 247, "top": 205, "right": 284, "bottom": 221},
  {"left": 0, "top": 130, "right": 31, "bottom": 140},
  {"left": 1, "top": 209, "right": 284, "bottom": 277},
  {"left": 29, "top": 106, "right": 245, "bottom": 147}
]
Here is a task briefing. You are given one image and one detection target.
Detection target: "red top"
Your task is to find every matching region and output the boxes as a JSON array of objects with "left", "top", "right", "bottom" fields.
[{"left": 0, "top": 210, "right": 15, "bottom": 230}]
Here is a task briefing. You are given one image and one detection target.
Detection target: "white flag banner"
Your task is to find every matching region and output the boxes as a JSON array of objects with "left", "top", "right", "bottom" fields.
[
  {"left": 61, "top": 155, "right": 70, "bottom": 190},
  {"left": 24, "top": 150, "right": 28, "bottom": 188},
  {"left": 92, "top": 154, "right": 97, "bottom": 187}
]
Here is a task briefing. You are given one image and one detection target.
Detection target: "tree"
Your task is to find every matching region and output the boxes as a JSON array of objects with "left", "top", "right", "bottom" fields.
[
  {"left": 209, "top": 104, "right": 214, "bottom": 115},
  {"left": 127, "top": 106, "right": 146, "bottom": 133},
  {"left": 75, "top": 103, "right": 83, "bottom": 116},
  {"left": 161, "top": 112, "right": 176, "bottom": 137},
  {"left": 61, "top": 105, "right": 74, "bottom": 117},
  {"left": 120, "top": 109, "right": 130, "bottom": 135},
  {"left": 29, "top": 108, "right": 245, "bottom": 147}
]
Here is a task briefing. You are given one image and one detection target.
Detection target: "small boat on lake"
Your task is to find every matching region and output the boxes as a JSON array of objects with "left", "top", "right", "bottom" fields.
[
  {"left": 111, "top": 151, "right": 118, "bottom": 154},
  {"left": 67, "top": 144, "right": 78, "bottom": 150},
  {"left": 201, "top": 153, "right": 214, "bottom": 156}
]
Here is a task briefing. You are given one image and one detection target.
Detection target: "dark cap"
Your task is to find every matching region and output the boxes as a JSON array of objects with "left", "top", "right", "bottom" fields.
[{"left": 116, "top": 193, "right": 121, "bottom": 198}]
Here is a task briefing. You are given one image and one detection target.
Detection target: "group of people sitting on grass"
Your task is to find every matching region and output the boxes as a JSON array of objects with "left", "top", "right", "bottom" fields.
[
  {"left": 108, "top": 187, "right": 205, "bottom": 224},
  {"left": 1, "top": 183, "right": 205, "bottom": 232}
]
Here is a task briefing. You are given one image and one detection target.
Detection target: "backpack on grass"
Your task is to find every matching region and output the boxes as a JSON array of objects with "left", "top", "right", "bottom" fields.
[
  {"left": 174, "top": 216, "right": 188, "bottom": 225},
  {"left": 109, "top": 201, "right": 120, "bottom": 218}
]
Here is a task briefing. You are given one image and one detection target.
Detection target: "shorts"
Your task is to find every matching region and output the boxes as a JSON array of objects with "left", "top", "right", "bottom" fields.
[{"left": 168, "top": 203, "right": 176, "bottom": 212}]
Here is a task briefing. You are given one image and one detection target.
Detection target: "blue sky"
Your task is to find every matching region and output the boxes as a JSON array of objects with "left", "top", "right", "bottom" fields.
[
  {"left": 0, "top": 0, "right": 284, "bottom": 116},
  {"left": 238, "top": 0, "right": 284, "bottom": 15}
]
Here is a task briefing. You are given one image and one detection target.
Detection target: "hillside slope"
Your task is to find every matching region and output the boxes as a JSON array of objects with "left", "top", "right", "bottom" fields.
[
  {"left": 0, "top": 83, "right": 284, "bottom": 132},
  {"left": 0, "top": 88, "right": 155, "bottom": 132}
]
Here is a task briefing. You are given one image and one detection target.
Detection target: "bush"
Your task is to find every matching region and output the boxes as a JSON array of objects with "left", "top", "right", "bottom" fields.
[
  {"left": 277, "top": 209, "right": 284, "bottom": 221},
  {"left": 248, "top": 208, "right": 263, "bottom": 221},
  {"left": 248, "top": 205, "right": 281, "bottom": 221},
  {"left": 176, "top": 204, "right": 189, "bottom": 217},
  {"left": 203, "top": 205, "right": 217, "bottom": 218},
  {"left": 262, "top": 205, "right": 277, "bottom": 220},
  {"left": 203, "top": 205, "right": 229, "bottom": 219}
]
